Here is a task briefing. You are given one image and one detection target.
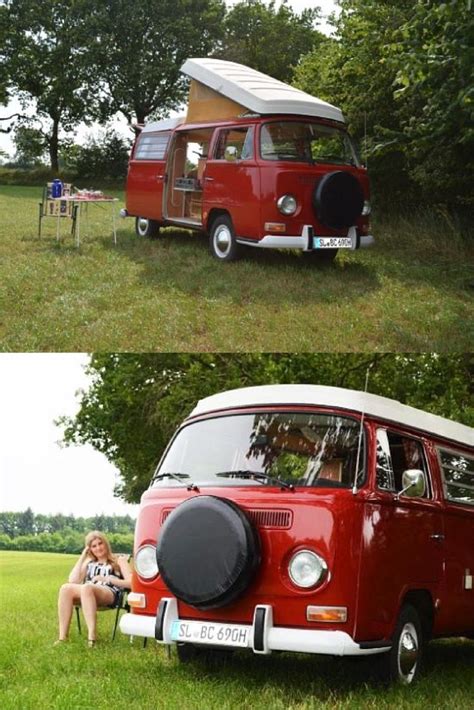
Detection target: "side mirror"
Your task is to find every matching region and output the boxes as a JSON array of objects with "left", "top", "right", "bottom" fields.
[
  {"left": 224, "top": 146, "right": 238, "bottom": 162},
  {"left": 396, "top": 469, "right": 426, "bottom": 499}
]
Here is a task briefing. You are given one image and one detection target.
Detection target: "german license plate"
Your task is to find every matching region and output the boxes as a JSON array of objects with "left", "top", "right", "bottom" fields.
[
  {"left": 170, "top": 620, "right": 250, "bottom": 648},
  {"left": 314, "top": 237, "right": 353, "bottom": 249}
]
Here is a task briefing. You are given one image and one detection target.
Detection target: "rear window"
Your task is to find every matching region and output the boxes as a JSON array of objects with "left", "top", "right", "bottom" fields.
[
  {"left": 438, "top": 448, "right": 474, "bottom": 506},
  {"left": 134, "top": 131, "right": 171, "bottom": 160}
]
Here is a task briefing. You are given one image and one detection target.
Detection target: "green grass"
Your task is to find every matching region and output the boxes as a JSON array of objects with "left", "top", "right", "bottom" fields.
[
  {"left": 1, "top": 551, "right": 473, "bottom": 710},
  {"left": 0, "top": 185, "right": 473, "bottom": 351}
]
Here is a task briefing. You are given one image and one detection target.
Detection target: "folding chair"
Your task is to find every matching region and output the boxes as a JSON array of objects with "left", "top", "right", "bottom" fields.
[
  {"left": 38, "top": 182, "right": 74, "bottom": 238},
  {"left": 75, "top": 587, "right": 130, "bottom": 641}
]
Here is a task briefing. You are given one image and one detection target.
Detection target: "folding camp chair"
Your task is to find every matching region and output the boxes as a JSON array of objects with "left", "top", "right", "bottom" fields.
[
  {"left": 38, "top": 182, "right": 76, "bottom": 238},
  {"left": 75, "top": 587, "right": 130, "bottom": 641}
]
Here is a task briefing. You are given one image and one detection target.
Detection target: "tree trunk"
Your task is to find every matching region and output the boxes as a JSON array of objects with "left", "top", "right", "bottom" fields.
[{"left": 49, "top": 118, "right": 60, "bottom": 173}]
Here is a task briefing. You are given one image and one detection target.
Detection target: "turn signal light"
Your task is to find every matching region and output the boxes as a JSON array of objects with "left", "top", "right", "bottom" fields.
[
  {"left": 264, "top": 222, "right": 286, "bottom": 233},
  {"left": 128, "top": 592, "right": 146, "bottom": 609},
  {"left": 306, "top": 606, "right": 347, "bottom": 623}
]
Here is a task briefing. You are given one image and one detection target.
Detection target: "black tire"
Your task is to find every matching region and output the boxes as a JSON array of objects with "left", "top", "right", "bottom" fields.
[
  {"left": 156, "top": 496, "right": 260, "bottom": 610},
  {"left": 135, "top": 217, "right": 160, "bottom": 238},
  {"left": 304, "top": 248, "right": 338, "bottom": 265},
  {"left": 209, "top": 215, "right": 241, "bottom": 261},
  {"left": 313, "top": 171, "right": 364, "bottom": 230},
  {"left": 378, "top": 604, "right": 424, "bottom": 685}
]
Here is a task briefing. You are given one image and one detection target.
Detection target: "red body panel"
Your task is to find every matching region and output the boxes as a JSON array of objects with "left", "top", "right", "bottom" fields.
[
  {"left": 126, "top": 139, "right": 166, "bottom": 221},
  {"left": 131, "top": 405, "right": 474, "bottom": 645}
]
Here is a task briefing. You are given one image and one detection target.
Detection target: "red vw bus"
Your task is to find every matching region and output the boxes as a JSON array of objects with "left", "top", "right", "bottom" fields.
[
  {"left": 122, "top": 59, "right": 373, "bottom": 263},
  {"left": 120, "top": 385, "right": 474, "bottom": 685}
]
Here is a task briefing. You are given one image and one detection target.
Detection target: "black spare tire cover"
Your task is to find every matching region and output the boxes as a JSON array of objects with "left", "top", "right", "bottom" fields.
[
  {"left": 313, "top": 170, "right": 364, "bottom": 230},
  {"left": 156, "top": 496, "right": 261, "bottom": 610}
]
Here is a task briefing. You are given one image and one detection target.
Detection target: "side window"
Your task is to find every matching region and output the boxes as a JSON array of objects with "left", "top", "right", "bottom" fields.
[
  {"left": 134, "top": 131, "right": 171, "bottom": 160},
  {"left": 215, "top": 126, "right": 254, "bottom": 160},
  {"left": 376, "top": 430, "right": 430, "bottom": 497},
  {"left": 438, "top": 448, "right": 474, "bottom": 506}
]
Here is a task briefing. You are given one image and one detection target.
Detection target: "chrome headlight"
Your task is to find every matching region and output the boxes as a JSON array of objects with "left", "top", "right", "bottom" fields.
[
  {"left": 135, "top": 544, "right": 159, "bottom": 579},
  {"left": 362, "top": 200, "right": 371, "bottom": 216},
  {"left": 288, "top": 550, "right": 328, "bottom": 589},
  {"left": 277, "top": 194, "right": 297, "bottom": 215}
]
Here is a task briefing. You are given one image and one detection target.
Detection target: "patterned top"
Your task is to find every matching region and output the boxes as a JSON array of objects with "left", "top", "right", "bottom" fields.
[{"left": 85, "top": 561, "right": 122, "bottom": 597}]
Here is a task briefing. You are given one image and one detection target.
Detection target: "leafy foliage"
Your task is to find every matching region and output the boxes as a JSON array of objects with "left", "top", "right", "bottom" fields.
[
  {"left": 84, "top": 0, "right": 226, "bottom": 126},
  {"left": 70, "top": 129, "right": 131, "bottom": 181},
  {"left": 295, "top": 0, "right": 474, "bottom": 206},
  {"left": 0, "top": 509, "right": 135, "bottom": 553},
  {"left": 60, "top": 354, "right": 474, "bottom": 503},
  {"left": 12, "top": 125, "right": 47, "bottom": 167},
  {"left": 217, "top": 0, "right": 323, "bottom": 83}
]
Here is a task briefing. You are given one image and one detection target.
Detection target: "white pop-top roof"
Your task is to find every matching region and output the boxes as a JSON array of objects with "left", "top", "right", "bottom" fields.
[
  {"left": 181, "top": 58, "right": 345, "bottom": 124},
  {"left": 141, "top": 116, "right": 185, "bottom": 134},
  {"left": 189, "top": 385, "right": 474, "bottom": 448}
]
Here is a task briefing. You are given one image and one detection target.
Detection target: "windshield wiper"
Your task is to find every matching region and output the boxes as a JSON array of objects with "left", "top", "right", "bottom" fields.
[
  {"left": 215, "top": 470, "right": 294, "bottom": 491},
  {"left": 152, "top": 472, "right": 199, "bottom": 491}
]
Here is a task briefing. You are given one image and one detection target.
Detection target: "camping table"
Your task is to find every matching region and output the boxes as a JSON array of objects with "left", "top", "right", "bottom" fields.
[{"left": 52, "top": 195, "right": 119, "bottom": 247}]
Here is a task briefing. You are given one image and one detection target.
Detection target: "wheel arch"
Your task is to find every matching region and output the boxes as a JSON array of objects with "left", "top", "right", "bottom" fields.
[
  {"left": 206, "top": 208, "right": 232, "bottom": 234},
  {"left": 399, "top": 589, "right": 434, "bottom": 642}
]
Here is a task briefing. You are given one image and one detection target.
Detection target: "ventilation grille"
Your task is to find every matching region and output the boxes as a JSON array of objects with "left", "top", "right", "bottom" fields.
[{"left": 161, "top": 507, "right": 292, "bottom": 529}]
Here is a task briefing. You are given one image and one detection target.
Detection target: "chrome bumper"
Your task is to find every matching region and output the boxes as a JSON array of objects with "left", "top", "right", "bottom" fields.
[
  {"left": 120, "top": 599, "right": 388, "bottom": 657},
  {"left": 238, "top": 225, "right": 374, "bottom": 251}
]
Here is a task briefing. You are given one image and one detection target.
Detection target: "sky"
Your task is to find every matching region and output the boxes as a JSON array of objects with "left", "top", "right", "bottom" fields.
[
  {"left": 0, "top": 354, "right": 138, "bottom": 518},
  {"left": 0, "top": 0, "right": 338, "bottom": 157}
]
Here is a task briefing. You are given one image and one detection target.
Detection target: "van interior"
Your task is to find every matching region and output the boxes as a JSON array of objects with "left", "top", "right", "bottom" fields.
[{"left": 164, "top": 128, "right": 213, "bottom": 225}]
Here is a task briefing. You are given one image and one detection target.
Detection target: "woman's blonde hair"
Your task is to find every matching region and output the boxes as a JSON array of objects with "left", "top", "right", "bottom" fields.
[{"left": 85, "top": 531, "right": 119, "bottom": 572}]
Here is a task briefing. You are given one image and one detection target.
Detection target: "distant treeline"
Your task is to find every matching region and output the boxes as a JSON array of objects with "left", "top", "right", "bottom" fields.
[{"left": 0, "top": 508, "right": 135, "bottom": 554}]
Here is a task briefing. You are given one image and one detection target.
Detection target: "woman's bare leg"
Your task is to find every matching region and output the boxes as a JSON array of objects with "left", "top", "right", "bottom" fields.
[
  {"left": 80, "top": 584, "right": 115, "bottom": 641},
  {"left": 57, "top": 583, "right": 82, "bottom": 640}
]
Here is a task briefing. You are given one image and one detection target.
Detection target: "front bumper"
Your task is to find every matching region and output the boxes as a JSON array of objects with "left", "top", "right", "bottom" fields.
[
  {"left": 238, "top": 225, "right": 374, "bottom": 251},
  {"left": 120, "top": 599, "right": 389, "bottom": 657}
]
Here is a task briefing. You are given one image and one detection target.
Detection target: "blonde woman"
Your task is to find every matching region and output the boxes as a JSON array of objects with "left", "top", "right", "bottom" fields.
[{"left": 56, "top": 531, "right": 132, "bottom": 646}]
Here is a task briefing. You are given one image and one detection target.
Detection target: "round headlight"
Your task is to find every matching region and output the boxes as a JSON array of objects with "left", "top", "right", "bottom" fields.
[
  {"left": 277, "top": 194, "right": 297, "bottom": 215},
  {"left": 288, "top": 550, "right": 328, "bottom": 589},
  {"left": 135, "top": 544, "right": 159, "bottom": 579}
]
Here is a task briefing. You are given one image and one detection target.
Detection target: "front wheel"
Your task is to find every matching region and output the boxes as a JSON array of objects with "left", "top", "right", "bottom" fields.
[
  {"left": 379, "top": 604, "right": 424, "bottom": 685},
  {"left": 135, "top": 217, "right": 160, "bottom": 239},
  {"left": 209, "top": 215, "right": 241, "bottom": 261}
]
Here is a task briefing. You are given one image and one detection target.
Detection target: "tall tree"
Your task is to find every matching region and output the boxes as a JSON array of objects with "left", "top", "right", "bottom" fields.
[
  {"left": 218, "top": 0, "right": 323, "bottom": 83},
  {"left": 60, "top": 354, "right": 474, "bottom": 503},
  {"left": 86, "top": 0, "right": 226, "bottom": 129},
  {"left": 3, "top": 0, "right": 100, "bottom": 171}
]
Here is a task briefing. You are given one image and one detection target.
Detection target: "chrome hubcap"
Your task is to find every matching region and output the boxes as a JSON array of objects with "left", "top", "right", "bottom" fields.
[
  {"left": 138, "top": 218, "right": 148, "bottom": 234},
  {"left": 398, "top": 622, "right": 419, "bottom": 683},
  {"left": 214, "top": 225, "right": 231, "bottom": 256}
]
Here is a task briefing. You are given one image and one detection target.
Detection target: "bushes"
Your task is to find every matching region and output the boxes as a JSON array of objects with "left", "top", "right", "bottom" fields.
[
  {"left": 0, "top": 530, "right": 134, "bottom": 555},
  {"left": 0, "top": 129, "right": 131, "bottom": 187}
]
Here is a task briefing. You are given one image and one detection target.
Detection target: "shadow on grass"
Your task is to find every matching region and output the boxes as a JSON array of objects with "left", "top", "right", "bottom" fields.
[
  {"left": 103, "top": 227, "right": 381, "bottom": 306},
  {"left": 175, "top": 639, "right": 474, "bottom": 699}
]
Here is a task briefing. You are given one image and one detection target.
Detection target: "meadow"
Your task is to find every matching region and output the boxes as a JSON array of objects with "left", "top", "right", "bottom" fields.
[
  {"left": 0, "top": 551, "right": 473, "bottom": 710},
  {"left": 0, "top": 186, "right": 473, "bottom": 352}
]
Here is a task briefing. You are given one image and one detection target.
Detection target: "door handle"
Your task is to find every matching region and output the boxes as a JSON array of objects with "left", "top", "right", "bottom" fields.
[
  {"left": 204, "top": 176, "right": 214, "bottom": 182},
  {"left": 430, "top": 533, "right": 445, "bottom": 541},
  {"left": 156, "top": 174, "right": 164, "bottom": 181}
]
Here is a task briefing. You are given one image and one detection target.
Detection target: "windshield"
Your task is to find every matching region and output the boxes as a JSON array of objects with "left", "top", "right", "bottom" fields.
[
  {"left": 152, "top": 412, "right": 364, "bottom": 489},
  {"left": 260, "top": 122, "right": 359, "bottom": 166}
]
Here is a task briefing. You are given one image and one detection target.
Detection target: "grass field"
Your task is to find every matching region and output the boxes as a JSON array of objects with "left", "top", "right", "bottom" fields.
[
  {"left": 0, "top": 551, "right": 473, "bottom": 710},
  {"left": 0, "top": 186, "right": 473, "bottom": 351}
]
